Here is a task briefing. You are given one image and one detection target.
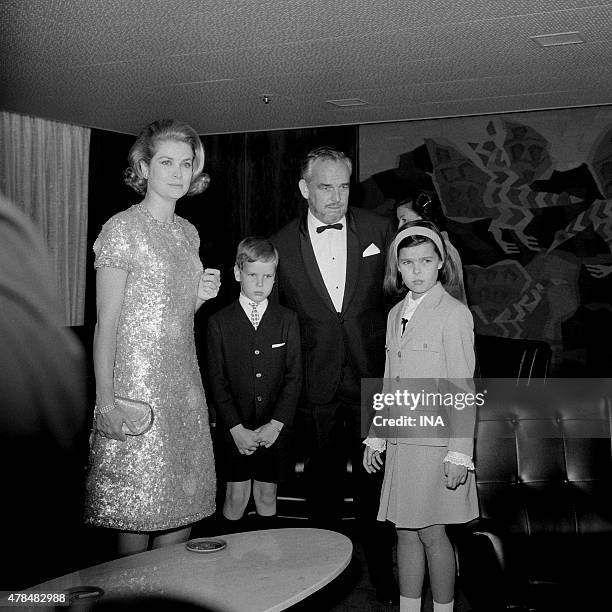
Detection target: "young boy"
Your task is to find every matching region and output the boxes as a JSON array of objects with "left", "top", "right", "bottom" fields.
[{"left": 207, "top": 237, "right": 302, "bottom": 525}]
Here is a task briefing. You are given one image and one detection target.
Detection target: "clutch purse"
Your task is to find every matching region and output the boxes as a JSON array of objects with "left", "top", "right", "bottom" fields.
[{"left": 114, "top": 395, "right": 154, "bottom": 435}]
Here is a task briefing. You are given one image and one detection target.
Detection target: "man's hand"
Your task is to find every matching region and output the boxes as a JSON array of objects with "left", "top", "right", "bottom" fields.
[{"left": 230, "top": 424, "right": 259, "bottom": 454}]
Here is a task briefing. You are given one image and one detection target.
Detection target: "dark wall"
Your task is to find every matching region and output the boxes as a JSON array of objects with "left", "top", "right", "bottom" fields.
[{"left": 240, "top": 126, "right": 358, "bottom": 236}]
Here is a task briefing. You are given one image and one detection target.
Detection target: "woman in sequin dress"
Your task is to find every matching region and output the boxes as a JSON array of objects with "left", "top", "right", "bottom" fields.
[{"left": 85, "top": 119, "right": 219, "bottom": 556}]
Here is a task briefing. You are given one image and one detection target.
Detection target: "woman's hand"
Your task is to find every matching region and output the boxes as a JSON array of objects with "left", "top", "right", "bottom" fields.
[
  {"left": 444, "top": 461, "right": 468, "bottom": 489},
  {"left": 95, "top": 406, "right": 128, "bottom": 441},
  {"left": 363, "top": 445, "right": 384, "bottom": 474},
  {"left": 198, "top": 268, "right": 221, "bottom": 302}
]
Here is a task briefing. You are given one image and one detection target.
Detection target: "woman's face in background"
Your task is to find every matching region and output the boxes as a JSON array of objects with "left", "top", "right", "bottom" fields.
[{"left": 396, "top": 203, "right": 421, "bottom": 227}]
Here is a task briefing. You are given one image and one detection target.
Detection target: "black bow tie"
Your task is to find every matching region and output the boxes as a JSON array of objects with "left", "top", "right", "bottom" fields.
[{"left": 316, "top": 223, "right": 343, "bottom": 233}]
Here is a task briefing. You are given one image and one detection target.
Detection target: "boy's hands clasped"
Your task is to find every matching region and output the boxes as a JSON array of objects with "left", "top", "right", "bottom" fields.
[
  {"left": 254, "top": 421, "right": 282, "bottom": 448},
  {"left": 230, "top": 420, "right": 283, "bottom": 454}
]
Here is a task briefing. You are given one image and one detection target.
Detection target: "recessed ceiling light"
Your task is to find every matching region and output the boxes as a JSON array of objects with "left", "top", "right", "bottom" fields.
[
  {"left": 530, "top": 31, "right": 585, "bottom": 47},
  {"left": 326, "top": 98, "right": 368, "bottom": 107}
]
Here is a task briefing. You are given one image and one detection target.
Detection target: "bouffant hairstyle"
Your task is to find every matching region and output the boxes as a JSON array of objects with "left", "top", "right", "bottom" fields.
[
  {"left": 300, "top": 146, "right": 353, "bottom": 181},
  {"left": 396, "top": 190, "right": 447, "bottom": 232},
  {"left": 124, "top": 119, "right": 210, "bottom": 196},
  {"left": 235, "top": 236, "right": 279, "bottom": 270},
  {"left": 383, "top": 219, "right": 457, "bottom": 295}
]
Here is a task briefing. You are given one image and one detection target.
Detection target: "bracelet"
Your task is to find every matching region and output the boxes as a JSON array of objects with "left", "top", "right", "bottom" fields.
[{"left": 95, "top": 403, "right": 116, "bottom": 415}]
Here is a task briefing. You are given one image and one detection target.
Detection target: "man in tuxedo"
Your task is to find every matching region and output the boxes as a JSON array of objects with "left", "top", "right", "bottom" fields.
[{"left": 271, "top": 147, "right": 397, "bottom": 604}]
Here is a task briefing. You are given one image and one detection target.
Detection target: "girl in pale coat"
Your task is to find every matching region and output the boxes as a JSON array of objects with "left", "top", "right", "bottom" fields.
[{"left": 363, "top": 220, "right": 479, "bottom": 612}]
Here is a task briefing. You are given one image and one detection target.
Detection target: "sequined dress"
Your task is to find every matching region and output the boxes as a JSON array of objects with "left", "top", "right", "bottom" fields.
[{"left": 84, "top": 204, "right": 216, "bottom": 531}]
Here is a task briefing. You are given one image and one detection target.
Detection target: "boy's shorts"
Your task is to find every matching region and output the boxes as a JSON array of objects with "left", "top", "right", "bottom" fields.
[{"left": 218, "top": 427, "right": 293, "bottom": 483}]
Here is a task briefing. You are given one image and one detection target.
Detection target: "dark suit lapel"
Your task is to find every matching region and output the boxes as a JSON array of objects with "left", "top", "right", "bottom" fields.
[
  {"left": 341, "top": 209, "right": 359, "bottom": 316},
  {"left": 298, "top": 212, "right": 337, "bottom": 313}
]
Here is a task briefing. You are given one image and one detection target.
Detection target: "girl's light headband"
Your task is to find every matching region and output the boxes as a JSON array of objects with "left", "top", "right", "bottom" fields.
[{"left": 392, "top": 226, "right": 445, "bottom": 263}]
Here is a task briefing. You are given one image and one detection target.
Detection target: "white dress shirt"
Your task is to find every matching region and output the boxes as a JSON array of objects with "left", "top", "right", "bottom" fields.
[
  {"left": 307, "top": 209, "right": 347, "bottom": 313},
  {"left": 239, "top": 293, "right": 268, "bottom": 324}
]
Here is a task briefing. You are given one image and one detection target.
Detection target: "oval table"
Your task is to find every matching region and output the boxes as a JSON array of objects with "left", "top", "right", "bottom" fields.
[{"left": 25, "top": 528, "right": 352, "bottom": 611}]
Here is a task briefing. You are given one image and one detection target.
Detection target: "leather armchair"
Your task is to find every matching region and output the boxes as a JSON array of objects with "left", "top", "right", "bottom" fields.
[
  {"left": 474, "top": 334, "right": 551, "bottom": 380},
  {"left": 457, "top": 393, "right": 612, "bottom": 611}
]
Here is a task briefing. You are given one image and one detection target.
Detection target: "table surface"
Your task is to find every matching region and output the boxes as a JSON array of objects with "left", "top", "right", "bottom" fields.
[{"left": 27, "top": 528, "right": 353, "bottom": 611}]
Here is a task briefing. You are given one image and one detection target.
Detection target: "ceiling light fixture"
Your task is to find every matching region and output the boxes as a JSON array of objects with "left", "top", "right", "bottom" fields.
[
  {"left": 530, "top": 31, "right": 585, "bottom": 47},
  {"left": 326, "top": 98, "right": 368, "bottom": 107},
  {"left": 261, "top": 95, "right": 271, "bottom": 104}
]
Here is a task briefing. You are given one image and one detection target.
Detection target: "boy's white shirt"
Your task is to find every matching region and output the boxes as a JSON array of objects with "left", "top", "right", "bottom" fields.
[{"left": 238, "top": 293, "right": 268, "bottom": 319}]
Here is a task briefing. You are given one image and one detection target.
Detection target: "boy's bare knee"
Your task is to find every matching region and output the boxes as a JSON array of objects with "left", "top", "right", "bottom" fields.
[
  {"left": 225, "top": 481, "right": 251, "bottom": 509},
  {"left": 253, "top": 481, "right": 277, "bottom": 508}
]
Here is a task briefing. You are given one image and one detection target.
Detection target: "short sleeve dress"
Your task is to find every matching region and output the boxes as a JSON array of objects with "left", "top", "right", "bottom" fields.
[{"left": 84, "top": 204, "right": 216, "bottom": 531}]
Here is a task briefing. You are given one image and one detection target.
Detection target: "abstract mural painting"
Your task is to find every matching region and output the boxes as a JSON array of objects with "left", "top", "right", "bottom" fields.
[{"left": 359, "top": 107, "right": 612, "bottom": 375}]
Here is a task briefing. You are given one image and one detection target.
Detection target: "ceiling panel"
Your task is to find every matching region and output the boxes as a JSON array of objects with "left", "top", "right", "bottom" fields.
[{"left": 1, "top": 0, "right": 611, "bottom": 134}]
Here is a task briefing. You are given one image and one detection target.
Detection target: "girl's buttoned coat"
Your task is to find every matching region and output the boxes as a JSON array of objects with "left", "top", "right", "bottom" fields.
[{"left": 381, "top": 282, "right": 476, "bottom": 456}]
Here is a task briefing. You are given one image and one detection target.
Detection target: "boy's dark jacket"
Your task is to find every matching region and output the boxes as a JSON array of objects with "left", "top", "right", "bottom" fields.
[{"left": 207, "top": 300, "right": 302, "bottom": 430}]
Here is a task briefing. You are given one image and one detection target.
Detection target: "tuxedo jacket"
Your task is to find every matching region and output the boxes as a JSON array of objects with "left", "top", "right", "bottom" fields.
[
  {"left": 383, "top": 282, "right": 476, "bottom": 455},
  {"left": 271, "top": 207, "right": 393, "bottom": 405},
  {"left": 206, "top": 301, "right": 302, "bottom": 431}
]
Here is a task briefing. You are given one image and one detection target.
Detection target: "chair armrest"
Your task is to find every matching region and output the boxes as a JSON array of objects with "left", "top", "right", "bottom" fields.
[
  {"left": 468, "top": 519, "right": 508, "bottom": 571},
  {"left": 451, "top": 521, "right": 515, "bottom": 611}
]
